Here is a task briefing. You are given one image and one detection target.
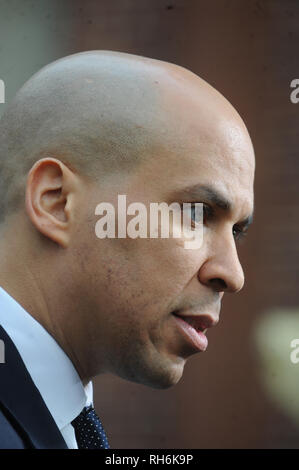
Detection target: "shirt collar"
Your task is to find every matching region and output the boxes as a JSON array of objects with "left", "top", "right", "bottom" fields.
[{"left": 0, "top": 286, "right": 92, "bottom": 431}]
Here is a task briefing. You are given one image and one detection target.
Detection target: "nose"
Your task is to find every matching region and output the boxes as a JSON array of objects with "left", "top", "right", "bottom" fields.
[{"left": 198, "top": 232, "right": 245, "bottom": 294}]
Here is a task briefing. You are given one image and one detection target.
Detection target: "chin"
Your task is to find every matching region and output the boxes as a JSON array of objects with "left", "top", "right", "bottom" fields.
[
  {"left": 145, "top": 372, "right": 183, "bottom": 390},
  {"left": 120, "top": 356, "right": 185, "bottom": 390}
]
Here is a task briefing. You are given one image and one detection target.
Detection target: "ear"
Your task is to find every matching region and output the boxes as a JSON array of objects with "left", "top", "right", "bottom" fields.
[{"left": 25, "top": 158, "right": 79, "bottom": 247}]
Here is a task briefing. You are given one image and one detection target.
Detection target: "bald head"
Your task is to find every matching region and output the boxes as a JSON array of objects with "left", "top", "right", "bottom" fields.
[{"left": 0, "top": 50, "right": 251, "bottom": 223}]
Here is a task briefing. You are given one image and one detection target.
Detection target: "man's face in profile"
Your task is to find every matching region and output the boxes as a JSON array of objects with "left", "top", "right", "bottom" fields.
[
  {"left": 0, "top": 52, "right": 254, "bottom": 391},
  {"left": 74, "top": 78, "right": 255, "bottom": 390}
]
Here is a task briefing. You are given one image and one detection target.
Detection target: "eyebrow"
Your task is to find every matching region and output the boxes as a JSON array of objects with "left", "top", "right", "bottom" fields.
[{"left": 175, "top": 184, "right": 254, "bottom": 227}]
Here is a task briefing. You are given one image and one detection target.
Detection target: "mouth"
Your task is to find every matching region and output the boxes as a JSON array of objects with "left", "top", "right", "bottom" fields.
[{"left": 172, "top": 311, "right": 218, "bottom": 353}]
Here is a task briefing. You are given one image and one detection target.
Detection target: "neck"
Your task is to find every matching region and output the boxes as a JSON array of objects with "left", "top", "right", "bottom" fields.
[{"left": 0, "top": 221, "right": 91, "bottom": 385}]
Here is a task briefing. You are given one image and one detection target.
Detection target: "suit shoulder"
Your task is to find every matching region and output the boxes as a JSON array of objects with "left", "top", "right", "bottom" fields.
[{"left": 0, "top": 403, "right": 29, "bottom": 449}]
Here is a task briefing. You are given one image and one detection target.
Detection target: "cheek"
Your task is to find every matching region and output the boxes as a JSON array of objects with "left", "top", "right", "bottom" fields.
[
  {"left": 141, "top": 240, "right": 204, "bottom": 291},
  {"left": 118, "top": 242, "right": 204, "bottom": 316},
  {"left": 87, "top": 236, "right": 204, "bottom": 322}
]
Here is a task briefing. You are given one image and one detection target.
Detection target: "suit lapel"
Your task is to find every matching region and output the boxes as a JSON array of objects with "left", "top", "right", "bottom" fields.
[{"left": 0, "top": 325, "right": 68, "bottom": 449}]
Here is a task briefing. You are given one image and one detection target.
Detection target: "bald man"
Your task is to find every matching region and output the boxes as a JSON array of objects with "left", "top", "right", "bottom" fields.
[{"left": 0, "top": 51, "right": 255, "bottom": 449}]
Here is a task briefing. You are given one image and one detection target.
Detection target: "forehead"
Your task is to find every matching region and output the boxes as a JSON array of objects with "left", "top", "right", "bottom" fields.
[
  {"left": 120, "top": 69, "right": 255, "bottom": 220},
  {"left": 132, "top": 110, "right": 255, "bottom": 221}
]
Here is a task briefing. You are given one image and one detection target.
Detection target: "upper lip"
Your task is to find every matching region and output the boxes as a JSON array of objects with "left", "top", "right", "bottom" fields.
[{"left": 173, "top": 311, "right": 219, "bottom": 333}]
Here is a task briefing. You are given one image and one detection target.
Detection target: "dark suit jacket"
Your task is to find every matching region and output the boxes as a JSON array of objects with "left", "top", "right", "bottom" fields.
[{"left": 0, "top": 324, "right": 68, "bottom": 449}]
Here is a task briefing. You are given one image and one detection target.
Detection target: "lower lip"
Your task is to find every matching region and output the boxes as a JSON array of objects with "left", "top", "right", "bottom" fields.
[{"left": 173, "top": 314, "right": 208, "bottom": 352}]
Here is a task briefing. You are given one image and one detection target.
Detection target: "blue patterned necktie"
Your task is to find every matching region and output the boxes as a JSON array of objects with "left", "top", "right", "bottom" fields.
[{"left": 71, "top": 404, "right": 110, "bottom": 449}]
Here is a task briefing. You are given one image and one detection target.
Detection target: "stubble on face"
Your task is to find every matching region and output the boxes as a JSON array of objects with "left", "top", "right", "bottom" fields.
[
  {"left": 67, "top": 60, "right": 255, "bottom": 389},
  {"left": 77, "top": 118, "right": 253, "bottom": 389}
]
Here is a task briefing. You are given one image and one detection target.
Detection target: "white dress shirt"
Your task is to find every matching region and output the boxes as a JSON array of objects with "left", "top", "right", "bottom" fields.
[{"left": 0, "top": 286, "right": 93, "bottom": 449}]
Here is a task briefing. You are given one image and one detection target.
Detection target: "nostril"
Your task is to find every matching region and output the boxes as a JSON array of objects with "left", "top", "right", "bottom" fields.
[{"left": 209, "top": 278, "right": 227, "bottom": 291}]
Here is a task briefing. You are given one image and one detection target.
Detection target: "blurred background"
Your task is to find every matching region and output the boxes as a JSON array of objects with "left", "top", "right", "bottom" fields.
[{"left": 1, "top": 0, "right": 299, "bottom": 448}]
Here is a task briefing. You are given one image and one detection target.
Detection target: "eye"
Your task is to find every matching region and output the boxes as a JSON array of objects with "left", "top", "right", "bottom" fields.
[
  {"left": 233, "top": 225, "right": 248, "bottom": 242},
  {"left": 190, "top": 203, "right": 200, "bottom": 224},
  {"left": 186, "top": 203, "right": 213, "bottom": 228}
]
